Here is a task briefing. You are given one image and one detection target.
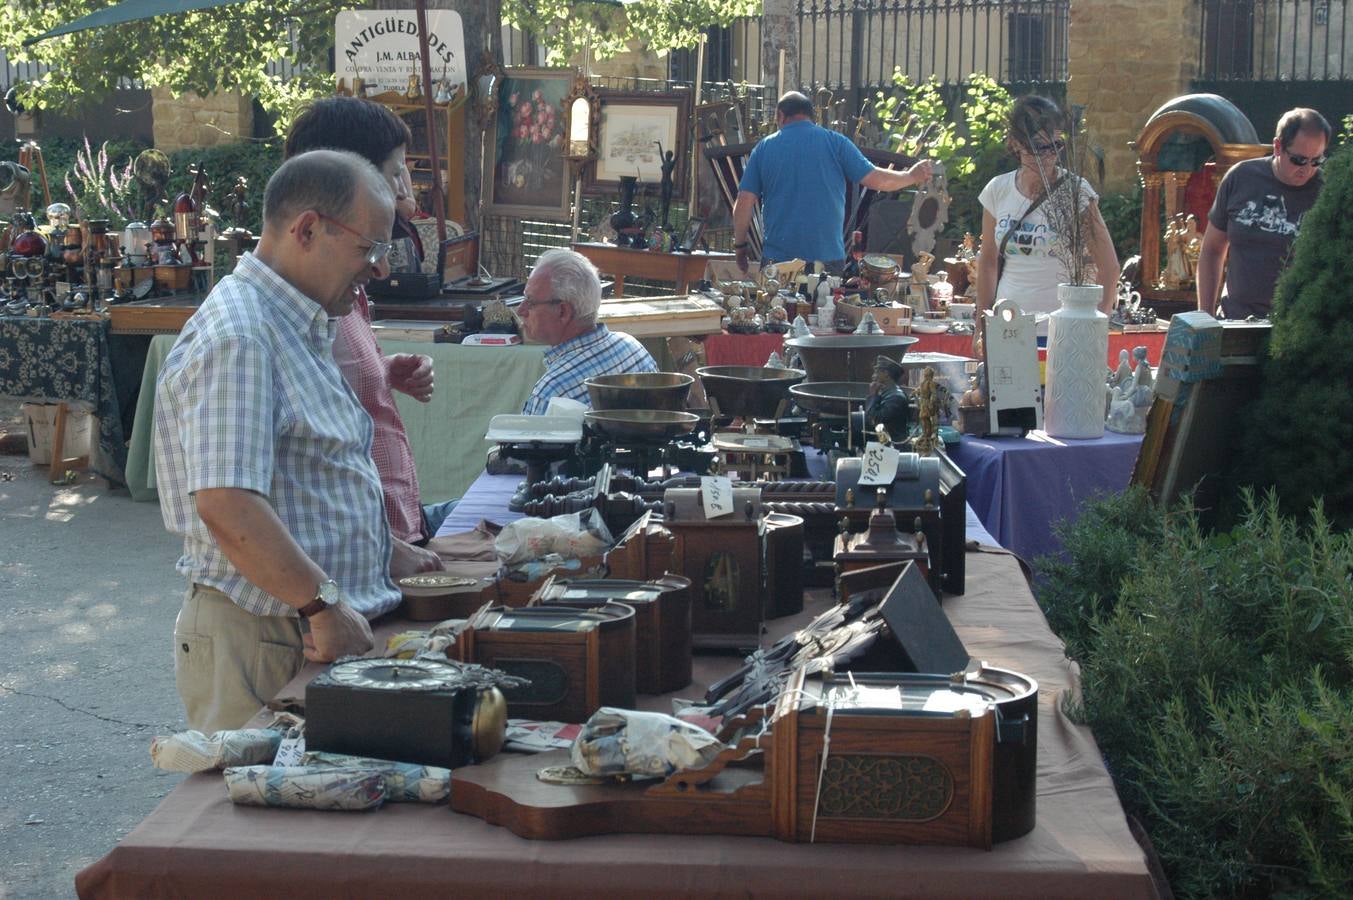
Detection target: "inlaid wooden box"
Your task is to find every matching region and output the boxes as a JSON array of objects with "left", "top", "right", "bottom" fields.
[
  {"left": 451, "top": 603, "right": 635, "bottom": 724},
  {"left": 662, "top": 486, "right": 765, "bottom": 649}
]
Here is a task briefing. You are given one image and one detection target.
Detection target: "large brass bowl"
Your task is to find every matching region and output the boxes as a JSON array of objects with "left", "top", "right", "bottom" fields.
[
  {"left": 583, "top": 409, "right": 700, "bottom": 442},
  {"left": 585, "top": 372, "right": 693, "bottom": 411},
  {"left": 696, "top": 365, "right": 806, "bottom": 419},
  {"left": 784, "top": 334, "right": 918, "bottom": 382},
  {"left": 788, "top": 381, "right": 873, "bottom": 414}
]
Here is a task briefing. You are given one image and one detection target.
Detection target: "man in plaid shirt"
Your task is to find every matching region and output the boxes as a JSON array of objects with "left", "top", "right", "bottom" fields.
[
  {"left": 519, "top": 248, "right": 656, "bottom": 415},
  {"left": 154, "top": 151, "right": 429, "bottom": 732}
]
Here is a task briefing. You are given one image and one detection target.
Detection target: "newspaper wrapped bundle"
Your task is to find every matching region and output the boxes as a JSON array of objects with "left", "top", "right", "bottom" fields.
[
  {"left": 224, "top": 765, "right": 386, "bottom": 811},
  {"left": 150, "top": 729, "right": 283, "bottom": 773},
  {"left": 300, "top": 751, "right": 451, "bottom": 803},
  {"left": 571, "top": 708, "right": 724, "bottom": 778}
]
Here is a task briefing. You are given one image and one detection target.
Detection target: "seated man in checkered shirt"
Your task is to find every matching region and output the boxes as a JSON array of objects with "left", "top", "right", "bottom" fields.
[{"left": 518, "top": 248, "right": 657, "bottom": 415}]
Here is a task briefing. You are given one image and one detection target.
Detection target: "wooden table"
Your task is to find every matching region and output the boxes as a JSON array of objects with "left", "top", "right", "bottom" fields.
[{"left": 572, "top": 242, "right": 733, "bottom": 297}]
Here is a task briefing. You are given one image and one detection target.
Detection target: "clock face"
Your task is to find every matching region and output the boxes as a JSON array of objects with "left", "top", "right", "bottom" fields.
[{"left": 326, "top": 657, "right": 459, "bottom": 691}]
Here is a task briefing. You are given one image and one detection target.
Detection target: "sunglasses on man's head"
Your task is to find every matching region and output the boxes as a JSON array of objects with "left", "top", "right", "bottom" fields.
[{"left": 1284, "top": 149, "right": 1327, "bottom": 168}]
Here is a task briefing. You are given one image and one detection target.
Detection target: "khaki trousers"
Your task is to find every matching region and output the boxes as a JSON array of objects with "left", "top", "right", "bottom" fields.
[{"left": 173, "top": 584, "right": 303, "bottom": 734}]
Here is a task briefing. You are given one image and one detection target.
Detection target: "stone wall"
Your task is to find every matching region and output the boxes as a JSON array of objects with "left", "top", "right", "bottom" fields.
[
  {"left": 1068, "top": 0, "right": 1197, "bottom": 192},
  {"left": 150, "top": 87, "right": 253, "bottom": 151}
]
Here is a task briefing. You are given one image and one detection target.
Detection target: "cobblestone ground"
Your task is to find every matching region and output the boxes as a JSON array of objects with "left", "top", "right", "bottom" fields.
[{"left": 0, "top": 397, "right": 187, "bottom": 899}]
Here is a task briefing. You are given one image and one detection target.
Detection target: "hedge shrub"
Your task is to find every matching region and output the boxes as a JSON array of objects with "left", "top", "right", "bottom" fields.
[{"left": 1039, "top": 490, "right": 1353, "bottom": 897}]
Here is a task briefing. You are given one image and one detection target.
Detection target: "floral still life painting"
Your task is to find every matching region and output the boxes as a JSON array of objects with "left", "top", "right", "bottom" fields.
[{"left": 483, "top": 68, "right": 573, "bottom": 219}]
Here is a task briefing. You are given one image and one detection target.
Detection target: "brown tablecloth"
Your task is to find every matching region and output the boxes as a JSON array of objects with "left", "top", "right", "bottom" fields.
[{"left": 76, "top": 547, "right": 1157, "bottom": 899}]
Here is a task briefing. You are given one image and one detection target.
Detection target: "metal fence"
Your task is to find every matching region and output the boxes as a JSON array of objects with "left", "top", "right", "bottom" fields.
[
  {"left": 1198, "top": 0, "right": 1352, "bottom": 80},
  {"left": 797, "top": 0, "right": 1069, "bottom": 90}
]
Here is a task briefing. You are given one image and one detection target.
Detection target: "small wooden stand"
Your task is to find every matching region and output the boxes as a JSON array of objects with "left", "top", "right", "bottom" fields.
[
  {"left": 571, "top": 242, "right": 734, "bottom": 297},
  {"left": 451, "top": 667, "right": 997, "bottom": 848},
  {"left": 47, "top": 402, "right": 89, "bottom": 483}
]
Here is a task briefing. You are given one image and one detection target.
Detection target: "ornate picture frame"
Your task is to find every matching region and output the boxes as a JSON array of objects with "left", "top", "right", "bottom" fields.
[
  {"left": 584, "top": 89, "right": 691, "bottom": 197},
  {"left": 481, "top": 66, "right": 573, "bottom": 220}
]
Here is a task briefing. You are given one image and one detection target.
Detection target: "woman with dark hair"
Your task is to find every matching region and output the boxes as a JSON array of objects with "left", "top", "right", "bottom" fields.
[
  {"left": 973, "top": 95, "right": 1118, "bottom": 339},
  {"left": 285, "top": 97, "right": 453, "bottom": 558}
]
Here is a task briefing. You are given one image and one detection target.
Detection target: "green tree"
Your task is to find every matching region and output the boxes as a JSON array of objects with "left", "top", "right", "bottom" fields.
[
  {"left": 870, "top": 72, "right": 1013, "bottom": 238},
  {"left": 0, "top": 0, "right": 758, "bottom": 137},
  {"left": 1231, "top": 146, "right": 1353, "bottom": 527},
  {"left": 501, "top": 0, "right": 758, "bottom": 65},
  {"left": 0, "top": 0, "right": 343, "bottom": 136}
]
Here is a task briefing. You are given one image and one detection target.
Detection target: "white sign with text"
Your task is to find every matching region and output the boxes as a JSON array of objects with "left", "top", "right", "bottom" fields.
[
  {"left": 335, "top": 10, "right": 466, "bottom": 95},
  {"left": 700, "top": 475, "right": 735, "bottom": 519},
  {"left": 857, "top": 441, "right": 900, "bottom": 487}
]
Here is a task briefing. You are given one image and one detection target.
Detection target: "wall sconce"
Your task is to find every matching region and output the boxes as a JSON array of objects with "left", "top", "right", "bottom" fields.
[
  {"left": 473, "top": 51, "right": 503, "bottom": 126},
  {"left": 563, "top": 71, "right": 598, "bottom": 164}
]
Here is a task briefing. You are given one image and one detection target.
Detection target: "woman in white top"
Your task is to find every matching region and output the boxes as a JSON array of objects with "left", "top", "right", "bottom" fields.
[{"left": 974, "top": 95, "right": 1118, "bottom": 341}]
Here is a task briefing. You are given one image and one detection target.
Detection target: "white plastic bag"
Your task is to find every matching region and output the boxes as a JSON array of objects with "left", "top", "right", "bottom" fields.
[
  {"left": 494, "top": 507, "right": 612, "bottom": 564},
  {"left": 571, "top": 708, "right": 724, "bottom": 778}
]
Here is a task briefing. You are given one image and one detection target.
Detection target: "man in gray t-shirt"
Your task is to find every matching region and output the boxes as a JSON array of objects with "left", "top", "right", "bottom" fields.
[{"left": 1197, "top": 107, "right": 1329, "bottom": 319}]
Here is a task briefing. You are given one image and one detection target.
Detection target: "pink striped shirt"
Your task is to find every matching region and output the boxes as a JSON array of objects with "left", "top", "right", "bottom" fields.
[{"left": 333, "top": 289, "right": 424, "bottom": 543}]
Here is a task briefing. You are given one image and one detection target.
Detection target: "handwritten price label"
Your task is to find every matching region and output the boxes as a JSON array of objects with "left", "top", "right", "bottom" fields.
[
  {"left": 858, "top": 441, "right": 900, "bottom": 487},
  {"left": 701, "top": 475, "right": 735, "bottom": 519},
  {"left": 273, "top": 733, "right": 306, "bottom": 766}
]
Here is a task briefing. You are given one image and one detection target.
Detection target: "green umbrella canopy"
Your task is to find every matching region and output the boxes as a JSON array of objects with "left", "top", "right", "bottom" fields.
[{"left": 25, "top": 0, "right": 257, "bottom": 45}]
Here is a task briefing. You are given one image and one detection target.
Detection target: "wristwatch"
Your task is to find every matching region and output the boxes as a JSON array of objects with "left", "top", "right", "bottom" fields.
[{"left": 298, "top": 579, "right": 339, "bottom": 618}]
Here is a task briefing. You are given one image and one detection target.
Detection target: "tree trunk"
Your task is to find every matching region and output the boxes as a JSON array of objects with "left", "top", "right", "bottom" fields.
[{"left": 375, "top": 0, "right": 500, "bottom": 230}]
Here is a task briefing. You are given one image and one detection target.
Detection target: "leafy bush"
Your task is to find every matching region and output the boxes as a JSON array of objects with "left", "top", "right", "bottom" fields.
[
  {"left": 1034, "top": 485, "right": 1172, "bottom": 659},
  {"left": 1097, "top": 184, "right": 1142, "bottom": 260},
  {"left": 1231, "top": 145, "right": 1353, "bottom": 529},
  {"left": 1040, "top": 489, "right": 1353, "bottom": 897},
  {"left": 165, "top": 141, "right": 282, "bottom": 235},
  {"left": 871, "top": 72, "right": 1014, "bottom": 238},
  {"left": 27, "top": 136, "right": 279, "bottom": 235}
]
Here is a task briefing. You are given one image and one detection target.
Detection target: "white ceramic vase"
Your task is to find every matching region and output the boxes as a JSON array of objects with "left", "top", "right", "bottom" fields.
[{"left": 1044, "top": 284, "right": 1109, "bottom": 439}]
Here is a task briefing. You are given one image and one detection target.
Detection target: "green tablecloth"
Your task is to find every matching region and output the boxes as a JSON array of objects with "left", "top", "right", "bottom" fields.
[{"left": 127, "top": 335, "right": 546, "bottom": 504}]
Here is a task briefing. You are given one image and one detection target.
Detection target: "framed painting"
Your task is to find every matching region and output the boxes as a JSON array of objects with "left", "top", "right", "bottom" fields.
[
  {"left": 481, "top": 67, "right": 573, "bottom": 220},
  {"left": 585, "top": 90, "right": 691, "bottom": 197}
]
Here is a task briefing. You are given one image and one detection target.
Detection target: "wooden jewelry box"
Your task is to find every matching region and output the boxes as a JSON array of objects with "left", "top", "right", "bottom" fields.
[
  {"left": 661, "top": 486, "right": 766, "bottom": 649},
  {"left": 531, "top": 574, "right": 693, "bottom": 695},
  {"left": 450, "top": 602, "right": 636, "bottom": 724}
]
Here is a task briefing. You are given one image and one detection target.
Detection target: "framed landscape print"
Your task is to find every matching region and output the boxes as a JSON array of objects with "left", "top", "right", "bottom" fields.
[
  {"left": 586, "top": 90, "right": 691, "bottom": 197},
  {"left": 481, "top": 67, "right": 573, "bottom": 220}
]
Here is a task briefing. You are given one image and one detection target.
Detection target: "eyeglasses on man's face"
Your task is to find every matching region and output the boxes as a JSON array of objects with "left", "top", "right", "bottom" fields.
[
  {"left": 1283, "top": 149, "right": 1327, "bottom": 169},
  {"left": 518, "top": 297, "right": 565, "bottom": 313},
  {"left": 314, "top": 212, "right": 392, "bottom": 266}
]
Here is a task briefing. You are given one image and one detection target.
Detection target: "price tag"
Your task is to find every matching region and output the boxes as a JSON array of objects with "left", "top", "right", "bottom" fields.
[
  {"left": 700, "top": 475, "right": 735, "bottom": 519},
  {"left": 857, "top": 441, "right": 899, "bottom": 487},
  {"left": 273, "top": 732, "right": 306, "bottom": 766}
]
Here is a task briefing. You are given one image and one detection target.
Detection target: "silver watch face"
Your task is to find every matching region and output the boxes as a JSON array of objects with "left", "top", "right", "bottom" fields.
[{"left": 317, "top": 579, "right": 340, "bottom": 607}]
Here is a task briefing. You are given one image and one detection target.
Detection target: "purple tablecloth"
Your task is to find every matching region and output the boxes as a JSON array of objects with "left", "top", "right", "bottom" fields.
[
  {"left": 438, "top": 467, "right": 999, "bottom": 546},
  {"left": 949, "top": 429, "right": 1143, "bottom": 564}
]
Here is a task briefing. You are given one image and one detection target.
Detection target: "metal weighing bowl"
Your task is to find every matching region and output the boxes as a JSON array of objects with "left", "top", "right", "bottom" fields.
[
  {"left": 788, "top": 381, "right": 873, "bottom": 415},
  {"left": 585, "top": 372, "right": 694, "bottom": 411},
  {"left": 696, "top": 365, "right": 806, "bottom": 419},
  {"left": 583, "top": 409, "right": 700, "bottom": 442},
  {"left": 784, "top": 334, "right": 918, "bottom": 382}
]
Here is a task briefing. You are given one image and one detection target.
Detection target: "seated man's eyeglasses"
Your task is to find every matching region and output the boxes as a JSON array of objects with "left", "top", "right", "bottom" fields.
[
  {"left": 314, "top": 213, "right": 392, "bottom": 266},
  {"left": 519, "top": 297, "right": 565, "bottom": 312}
]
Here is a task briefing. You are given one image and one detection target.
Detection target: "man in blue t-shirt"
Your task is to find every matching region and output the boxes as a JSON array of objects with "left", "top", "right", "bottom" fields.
[{"left": 732, "top": 91, "right": 933, "bottom": 272}]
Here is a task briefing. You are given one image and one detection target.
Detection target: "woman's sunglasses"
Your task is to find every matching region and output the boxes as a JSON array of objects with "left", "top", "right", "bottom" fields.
[
  {"left": 1029, "top": 138, "right": 1066, "bottom": 156},
  {"left": 1284, "top": 149, "right": 1326, "bottom": 168}
]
